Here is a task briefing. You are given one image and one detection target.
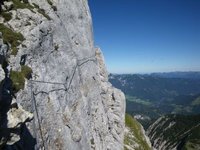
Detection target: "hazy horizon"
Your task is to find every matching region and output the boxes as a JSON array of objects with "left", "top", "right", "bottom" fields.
[
  {"left": 109, "top": 70, "right": 200, "bottom": 75},
  {"left": 108, "top": 69, "right": 200, "bottom": 75},
  {"left": 89, "top": 0, "right": 200, "bottom": 74}
]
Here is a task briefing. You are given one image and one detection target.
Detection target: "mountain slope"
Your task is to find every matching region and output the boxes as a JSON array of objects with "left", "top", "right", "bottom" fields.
[
  {"left": 151, "top": 72, "right": 200, "bottom": 79},
  {"left": 124, "top": 114, "right": 152, "bottom": 150},
  {"left": 147, "top": 114, "right": 200, "bottom": 150}
]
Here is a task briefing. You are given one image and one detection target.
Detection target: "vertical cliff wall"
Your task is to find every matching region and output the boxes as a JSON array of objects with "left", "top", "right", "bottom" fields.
[{"left": 0, "top": 0, "right": 125, "bottom": 149}]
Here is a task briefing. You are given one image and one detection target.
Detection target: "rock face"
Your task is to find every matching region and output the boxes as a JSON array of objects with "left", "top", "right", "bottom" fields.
[{"left": 0, "top": 0, "right": 125, "bottom": 150}]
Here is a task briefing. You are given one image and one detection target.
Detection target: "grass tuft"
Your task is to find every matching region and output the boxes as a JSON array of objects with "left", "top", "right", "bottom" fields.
[
  {"left": 21, "top": 65, "right": 32, "bottom": 79},
  {"left": 10, "top": 70, "right": 25, "bottom": 93},
  {"left": 1, "top": 12, "right": 12, "bottom": 22},
  {"left": 10, "top": 65, "right": 32, "bottom": 93},
  {"left": 10, "top": 0, "right": 34, "bottom": 10},
  {"left": 37, "top": 8, "right": 51, "bottom": 20},
  {"left": 0, "top": 23, "right": 25, "bottom": 56},
  {"left": 47, "top": 0, "right": 53, "bottom": 6}
]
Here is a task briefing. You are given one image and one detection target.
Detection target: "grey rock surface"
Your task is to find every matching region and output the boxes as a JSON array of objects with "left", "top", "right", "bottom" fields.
[
  {"left": 0, "top": 103, "right": 33, "bottom": 147},
  {"left": 0, "top": 66, "right": 4, "bottom": 81},
  {"left": 0, "top": 0, "right": 126, "bottom": 149}
]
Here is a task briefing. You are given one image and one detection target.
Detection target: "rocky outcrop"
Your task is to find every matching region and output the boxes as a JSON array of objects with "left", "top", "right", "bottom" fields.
[
  {"left": 0, "top": 0, "right": 125, "bottom": 149},
  {"left": 0, "top": 102, "right": 33, "bottom": 149}
]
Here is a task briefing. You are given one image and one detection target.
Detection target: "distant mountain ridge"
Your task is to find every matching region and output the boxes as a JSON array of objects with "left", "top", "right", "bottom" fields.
[
  {"left": 109, "top": 73, "right": 200, "bottom": 128},
  {"left": 150, "top": 71, "right": 200, "bottom": 79},
  {"left": 109, "top": 73, "right": 200, "bottom": 102},
  {"left": 110, "top": 71, "right": 200, "bottom": 79}
]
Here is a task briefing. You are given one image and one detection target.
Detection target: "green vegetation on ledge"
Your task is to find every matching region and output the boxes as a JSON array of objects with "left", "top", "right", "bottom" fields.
[
  {"left": 21, "top": 65, "right": 32, "bottom": 79},
  {"left": 10, "top": 65, "right": 32, "bottom": 93},
  {"left": 0, "top": 23, "right": 25, "bottom": 55},
  {"left": 1, "top": 12, "right": 12, "bottom": 22},
  {"left": 5, "top": 0, "right": 51, "bottom": 20},
  {"left": 10, "top": 70, "right": 25, "bottom": 93},
  {"left": 9, "top": 0, "right": 34, "bottom": 10}
]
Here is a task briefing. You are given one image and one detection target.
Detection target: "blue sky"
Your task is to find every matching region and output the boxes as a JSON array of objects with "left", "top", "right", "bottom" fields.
[{"left": 88, "top": 0, "right": 200, "bottom": 74}]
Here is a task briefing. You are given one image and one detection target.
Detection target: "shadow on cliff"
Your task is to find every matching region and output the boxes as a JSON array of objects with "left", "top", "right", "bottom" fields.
[
  {"left": 0, "top": 56, "right": 36, "bottom": 150},
  {"left": 3, "top": 124, "right": 36, "bottom": 150},
  {"left": 0, "top": 56, "right": 12, "bottom": 149}
]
